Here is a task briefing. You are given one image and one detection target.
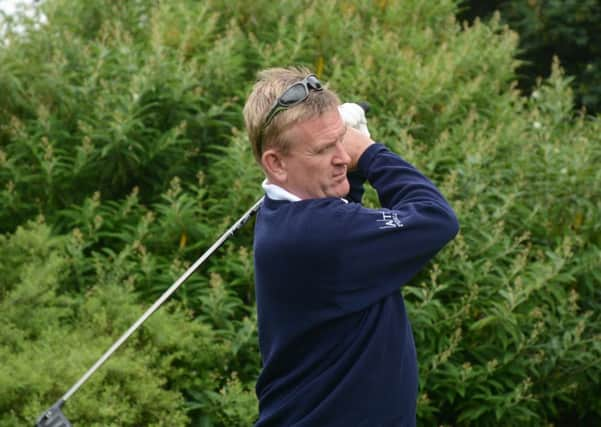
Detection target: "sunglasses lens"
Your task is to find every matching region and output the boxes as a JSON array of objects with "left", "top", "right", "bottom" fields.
[{"left": 279, "top": 83, "right": 307, "bottom": 106}]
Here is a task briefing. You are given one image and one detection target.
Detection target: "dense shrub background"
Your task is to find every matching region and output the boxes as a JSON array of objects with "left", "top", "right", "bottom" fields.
[
  {"left": 1, "top": 0, "right": 599, "bottom": 426},
  {"left": 458, "top": 0, "right": 601, "bottom": 114}
]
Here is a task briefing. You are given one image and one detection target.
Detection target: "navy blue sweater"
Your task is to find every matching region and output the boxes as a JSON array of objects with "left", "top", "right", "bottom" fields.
[{"left": 253, "top": 143, "right": 459, "bottom": 427}]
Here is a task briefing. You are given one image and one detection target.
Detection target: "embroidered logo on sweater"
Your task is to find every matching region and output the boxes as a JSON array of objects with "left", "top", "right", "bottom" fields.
[{"left": 376, "top": 211, "right": 405, "bottom": 229}]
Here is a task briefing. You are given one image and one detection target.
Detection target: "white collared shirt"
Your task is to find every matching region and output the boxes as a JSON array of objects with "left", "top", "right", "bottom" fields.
[{"left": 262, "top": 179, "right": 302, "bottom": 202}]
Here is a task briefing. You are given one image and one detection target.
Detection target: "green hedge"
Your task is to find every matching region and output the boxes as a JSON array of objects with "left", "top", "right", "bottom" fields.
[
  {"left": 1, "top": 0, "right": 599, "bottom": 425},
  {"left": 458, "top": 0, "right": 601, "bottom": 115}
]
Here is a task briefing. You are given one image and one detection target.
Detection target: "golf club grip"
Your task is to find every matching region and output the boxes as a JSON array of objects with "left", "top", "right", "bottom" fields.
[{"left": 357, "top": 101, "right": 370, "bottom": 114}]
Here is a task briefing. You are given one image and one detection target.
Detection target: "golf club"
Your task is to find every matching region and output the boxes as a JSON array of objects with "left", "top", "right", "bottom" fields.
[{"left": 35, "top": 197, "right": 263, "bottom": 427}]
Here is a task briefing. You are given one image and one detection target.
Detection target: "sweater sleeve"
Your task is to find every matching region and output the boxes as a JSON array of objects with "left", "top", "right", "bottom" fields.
[
  {"left": 345, "top": 170, "right": 367, "bottom": 204},
  {"left": 329, "top": 143, "right": 459, "bottom": 311}
]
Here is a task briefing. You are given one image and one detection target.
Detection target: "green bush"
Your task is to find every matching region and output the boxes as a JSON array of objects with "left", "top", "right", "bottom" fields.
[
  {"left": 0, "top": 0, "right": 599, "bottom": 426},
  {"left": 458, "top": 0, "right": 601, "bottom": 114},
  {"left": 0, "top": 222, "right": 219, "bottom": 426}
]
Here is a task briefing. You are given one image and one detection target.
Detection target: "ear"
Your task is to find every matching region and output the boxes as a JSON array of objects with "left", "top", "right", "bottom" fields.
[{"left": 261, "top": 149, "right": 288, "bottom": 184}]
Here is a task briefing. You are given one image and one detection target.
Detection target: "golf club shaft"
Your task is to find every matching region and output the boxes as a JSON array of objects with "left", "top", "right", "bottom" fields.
[{"left": 61, "top": 197, "right": 264, "bottom": 402}]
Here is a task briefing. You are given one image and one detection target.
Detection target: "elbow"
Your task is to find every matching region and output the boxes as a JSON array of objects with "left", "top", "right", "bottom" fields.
[
  {"left": 449, "top": 210, "right": 460, "bottom": 239},
  {"left": 432, "top": 203, "right": 459, "bottom": 243},
  {"left": 442, "top": 207, "right": 460, "bottom": 242}
]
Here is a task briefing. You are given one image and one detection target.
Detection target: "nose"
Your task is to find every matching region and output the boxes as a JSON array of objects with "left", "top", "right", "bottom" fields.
[{"left": 333, "top": 141, "right": 351, "bottom": 166}]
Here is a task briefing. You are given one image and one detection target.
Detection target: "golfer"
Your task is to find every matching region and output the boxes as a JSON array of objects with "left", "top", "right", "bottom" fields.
[{"left": 243, "top": 67, "right": 459, "bottom": 427}]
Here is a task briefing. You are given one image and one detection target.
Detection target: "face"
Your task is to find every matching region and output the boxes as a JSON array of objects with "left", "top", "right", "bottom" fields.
[{"left": 273, "top": 109, "right": 351, "bottom": 199}]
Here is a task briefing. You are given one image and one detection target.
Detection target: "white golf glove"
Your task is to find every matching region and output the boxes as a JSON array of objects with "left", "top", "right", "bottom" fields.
[{"left": 338, "top": 102, "right": 370, "bottom": 138}]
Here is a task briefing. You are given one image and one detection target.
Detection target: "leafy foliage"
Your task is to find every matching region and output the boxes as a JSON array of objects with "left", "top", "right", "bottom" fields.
[
  {"left": 0, "top": 0, "right": 599, "bottom": 426},
  {"left": 458, "top": 0, "right": 601, "bottom": 114}
]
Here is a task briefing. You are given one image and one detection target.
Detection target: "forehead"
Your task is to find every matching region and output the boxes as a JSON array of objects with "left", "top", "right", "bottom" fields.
[{"left": 284, "top": 108, "right": 344, "bottom": 148}]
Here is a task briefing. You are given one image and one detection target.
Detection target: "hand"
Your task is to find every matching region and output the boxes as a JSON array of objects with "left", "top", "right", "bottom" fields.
[{"left": 343, "top": 126, "right": 374, "bottom": 171}]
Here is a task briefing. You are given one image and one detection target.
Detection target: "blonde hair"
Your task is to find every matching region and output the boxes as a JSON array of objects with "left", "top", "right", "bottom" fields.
[{"left": 243, "top": 66, "right": 340, "bottom": 164}]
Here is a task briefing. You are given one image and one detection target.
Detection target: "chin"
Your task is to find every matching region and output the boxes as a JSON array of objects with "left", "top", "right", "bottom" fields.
[{"left": 332, "top": 181, "right": 350, "bottom": 198}]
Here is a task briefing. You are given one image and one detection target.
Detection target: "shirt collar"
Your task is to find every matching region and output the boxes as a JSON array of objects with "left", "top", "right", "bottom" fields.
[
  {"left": 261, "top": 179, "right": 349, "bottom": 204},
  {"left": 262, "top": 179, "right": 302, "bottom": 202}
]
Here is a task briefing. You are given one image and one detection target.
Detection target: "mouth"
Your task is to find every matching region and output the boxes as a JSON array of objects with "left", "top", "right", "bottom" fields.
[
  {"left": 332, "top": 172, "right": 347, "bottom": 183},
  {"left": 333, "top": 168, "right": 347, "bottom": 180}
]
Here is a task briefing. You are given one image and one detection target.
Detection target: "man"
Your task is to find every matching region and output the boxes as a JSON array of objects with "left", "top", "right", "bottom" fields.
[{"left": 243, "top": 67, "right": 459, "bottom": 427}]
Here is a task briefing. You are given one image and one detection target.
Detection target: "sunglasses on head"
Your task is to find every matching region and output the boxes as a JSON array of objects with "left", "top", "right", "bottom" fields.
[{"left": 257, "top": 74, "right": 323, "bottom": 155}]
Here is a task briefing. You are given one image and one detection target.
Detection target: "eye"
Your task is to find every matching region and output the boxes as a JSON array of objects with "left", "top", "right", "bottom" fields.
[{"left": 315, "top": 143, "right": 334, "bottom": 155}]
